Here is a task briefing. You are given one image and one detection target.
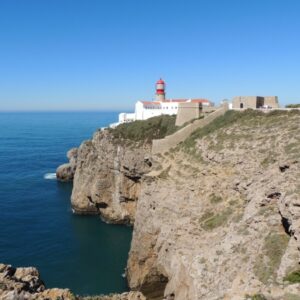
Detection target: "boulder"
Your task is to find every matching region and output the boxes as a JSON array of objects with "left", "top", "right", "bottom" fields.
[{"left": 56, "top": 148, "right": 78, "bottom": 181}]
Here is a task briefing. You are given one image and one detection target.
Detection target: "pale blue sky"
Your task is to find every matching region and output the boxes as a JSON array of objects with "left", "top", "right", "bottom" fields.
[{"left": 0, "top": 0, "right": 300, "bottom": 111}]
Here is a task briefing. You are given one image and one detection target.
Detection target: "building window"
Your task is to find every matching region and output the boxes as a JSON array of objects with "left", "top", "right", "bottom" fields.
[{"left": 240, "top": 103, "right": 244, "bottom": 109}]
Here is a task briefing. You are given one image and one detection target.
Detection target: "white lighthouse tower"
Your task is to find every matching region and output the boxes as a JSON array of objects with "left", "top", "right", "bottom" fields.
[{"left": 155, "top": 78, "right": 166, "bottom": 102}]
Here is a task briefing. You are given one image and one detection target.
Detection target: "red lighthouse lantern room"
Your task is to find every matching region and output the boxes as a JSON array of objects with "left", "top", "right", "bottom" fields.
[{"left": 155, "top": 78, "right": 166, "bottom": 101}]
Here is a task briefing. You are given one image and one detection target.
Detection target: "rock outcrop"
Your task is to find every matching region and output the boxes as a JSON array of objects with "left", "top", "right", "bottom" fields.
[
  {"left": 0, "top": 263, "right": 145, "bottom": 300},
  {"left": 0, "top": 263, "right": 73, "bottom": 299},
  {"left": 56, "top": 148, "right": 78, "bottom": 181},
  {"left": 68, "top": 130, "right": 151, "bottom": 224}
]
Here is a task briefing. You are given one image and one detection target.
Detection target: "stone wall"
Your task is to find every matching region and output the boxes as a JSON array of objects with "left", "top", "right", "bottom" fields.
[
  {"left": 202, "top": 106, "right": 217, "bottom": 114},
  {"left": 232, "top": 96, "right": 279, "bottom": 109},
  {"left": 232, "top": 96, "right": 258, "bottom": 109},
  {"left": 152, "top": 104, "right": 229, "bottom": 154},
  {"left": 175, "top": 102, "right": 201, "bottom": 126},
  {"left": 264, "top": 96, "right": 279, "bottom": 108}
]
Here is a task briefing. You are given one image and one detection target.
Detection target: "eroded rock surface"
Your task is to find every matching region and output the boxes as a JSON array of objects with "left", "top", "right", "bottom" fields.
[
  {"left": 0, "top": 263, "right": 146, "bottom": 300},
  {"left": 70, "top": 130, "right": 151, "bottom": 224},
  {"left": 55, "top": 110, "right": 300, "bottom": 299},
  {"left": 56, "top": 148, "right": 78, "bottom": 181},
  {"left": 0, "top": 263, "right": 73, "bottom": 299},
  {"left": 127, "top": 110, "right": 300, "bottom": 300}
]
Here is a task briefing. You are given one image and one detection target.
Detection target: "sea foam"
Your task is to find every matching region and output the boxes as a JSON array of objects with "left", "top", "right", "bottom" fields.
[{"left": 44, "top": 173, "right": 57, "bottom": 180}]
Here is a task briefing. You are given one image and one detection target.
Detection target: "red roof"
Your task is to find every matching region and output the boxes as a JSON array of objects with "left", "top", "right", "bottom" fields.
[
  {"left": 191, "top": 99, "right": 210, "bottom": 103},
  {"left": 163, "top": 99, "right": 187, "bottom": 103},
  {"left": 163, "top": 98, "right": 210, "bottom": 103},
  {"left": 139, "top": 98, "right": 211, "bottom": 106},
  {"left": 156, "top": 78, "right": 165, "bottom": 84},
  {"left": 140, "top": 101, "right": 161, "bottom": 105}
]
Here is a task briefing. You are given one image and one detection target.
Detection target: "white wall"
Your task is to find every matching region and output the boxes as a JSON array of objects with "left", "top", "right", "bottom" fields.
[
  {"left": 135, "top": 102, "right": 144, "bottom": 120},
  {"left": 119, "top": 112, "right": 136, "bottom": 123},
  {"left": 161, "top": 102, "right": 179, "bottom": 115},
  {"left": 119, "top": 101, "right": 181, "bottom": 124}
]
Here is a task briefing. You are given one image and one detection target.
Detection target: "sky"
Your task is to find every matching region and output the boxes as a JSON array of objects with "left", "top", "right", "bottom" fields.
[{"left": 0, "top": 0, "right": 300, "bottom": 111}]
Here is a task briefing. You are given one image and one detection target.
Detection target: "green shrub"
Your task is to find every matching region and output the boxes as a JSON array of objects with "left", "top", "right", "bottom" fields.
[
  {"left": 284, "top": 270, "right": 300, "bottom": 283},
  {"left": 199, "top": 210, "right": 214, "bottom": 222},
  {"left": 286, "top": 104, "right": 300, "bottom": 108},
  {"left": 245, "top": 294, "right": 267, "bottom": 300},
  {"left": 209, "top": 193, "right": 223, "bottom": 204},
  {"left": 109, "top": 115, "right": 178, "bottom": 143},
  {"left": 201, "top": 208, "right": 233, "bottom": 230}
]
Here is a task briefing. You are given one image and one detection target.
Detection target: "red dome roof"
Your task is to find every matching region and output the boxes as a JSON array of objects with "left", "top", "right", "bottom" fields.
[{"left": 156, "top": 78, "right": 165, "bottom": 84}]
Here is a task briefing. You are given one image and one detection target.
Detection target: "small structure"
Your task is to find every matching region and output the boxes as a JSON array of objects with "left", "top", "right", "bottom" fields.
[
  {"left": 114, "top": 79, "right": 213, "bottom": 127},
  {"left": 155, "top": 78, "right": 166, "bottom": 101},
  {"left": 231, "top": 96, "right": 279, "bottom": 109}
]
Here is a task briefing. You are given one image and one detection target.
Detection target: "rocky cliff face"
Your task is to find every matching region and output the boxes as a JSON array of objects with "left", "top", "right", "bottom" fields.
[
  {"left": 55, "top": 110, "right": 300, "bottom": 299},
  {"left": 68, "top": 129, "right": 151, "bottom": 224},
  {"left": 127, "top": 110, "right": 300, "bottom": 300}
]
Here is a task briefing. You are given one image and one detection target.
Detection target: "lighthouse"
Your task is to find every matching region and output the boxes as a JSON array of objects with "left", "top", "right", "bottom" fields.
[
  {"left": 155, "top": 78, "right": 166, "bottom": 102},
  {"left": 113, "top": 78, "right": 213, "bottom": 127}
]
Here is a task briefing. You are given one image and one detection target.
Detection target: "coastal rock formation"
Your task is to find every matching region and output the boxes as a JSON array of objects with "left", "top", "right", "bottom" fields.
[
  {"left": 56, "top": 148, "right": 78, "bottom": 181},
  {"left": 70, "top": 130, "right": 151, "bottom": 224},
  {"left": 0, "top": 263, "right": 73, "bottom": 299},
  {"left": 55, "top": 110, "right": 300, "bottom": 299},
  {"left": 56, "top": 115, "right": 180, "bottom": 224},
  {"left": 127, "top": 110, "right": 300, "bottom": 299},
  {"left": 0, "top": 263, "right": 145, "bottom": 300}
]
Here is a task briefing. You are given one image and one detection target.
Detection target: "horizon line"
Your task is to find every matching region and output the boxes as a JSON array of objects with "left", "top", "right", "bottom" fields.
[{"left": 0, "top": 109, "right": 130, "bottom": 113}]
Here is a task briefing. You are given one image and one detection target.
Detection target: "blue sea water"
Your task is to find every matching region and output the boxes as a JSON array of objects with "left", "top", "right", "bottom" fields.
[{"left": 0, "top": 112, "right": 132, "bottom": 296}]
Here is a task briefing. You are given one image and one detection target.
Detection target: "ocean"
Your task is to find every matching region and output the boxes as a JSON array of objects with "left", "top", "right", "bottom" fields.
[{"left": 0, "top": 112, "right": 132, "bottom": 296}]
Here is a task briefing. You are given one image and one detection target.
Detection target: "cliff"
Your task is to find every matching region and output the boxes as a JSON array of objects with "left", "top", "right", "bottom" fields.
[
  {"left": 127, "top": 110, "right": 300, "bottom": 299},
  {"left": 57, "top": 115, "right": 178, "bottom": 224},
  {"left": 70, "top": 129, "right": 151, "bottom": 224},
  {"left": 54, "top": 110, "right": 300, "bottom": 299}
]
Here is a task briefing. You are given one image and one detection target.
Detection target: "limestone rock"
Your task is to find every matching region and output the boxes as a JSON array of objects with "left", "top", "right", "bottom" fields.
[
  {"left": 56, "top": 148, "right": 78, "bottom": 181},
  {"left": 53, "top": 110, "right": 300, "bottom": 299},
  {"left": 126, "top": 111, "right": 300, "bottom": 299},
  {"left": 0, "top": 263, "right": 146, "bottom": 300},
  {"left": 70, "top": 130, "right": 151, "bottom": 224},
  {"left": 0, "top": 263, "right": 73, "bottom": 299}
]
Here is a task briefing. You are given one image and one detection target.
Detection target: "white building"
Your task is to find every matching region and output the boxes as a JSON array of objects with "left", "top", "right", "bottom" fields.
[{"left": 112, "top": 79, "right": 213, "bottom": 127}]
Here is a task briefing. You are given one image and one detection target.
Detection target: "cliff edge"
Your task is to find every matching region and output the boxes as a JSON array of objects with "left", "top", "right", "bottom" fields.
[{"left": 57, "top": 115, "right": 178, "bottom": 224}]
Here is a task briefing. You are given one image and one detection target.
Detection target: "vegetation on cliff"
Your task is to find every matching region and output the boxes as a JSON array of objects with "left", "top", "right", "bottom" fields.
[
  {"left": 182, "top": 109, "right": 300, "bottom": 154},
  {"left": 286, "top": 104, "right": 300, "bottom": 108},
  {"left": 109, "top": 115, "right": 179, "bottom": 143},
  {"left": 284, "top": 270, "right": 300, "bottom": 283}
]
